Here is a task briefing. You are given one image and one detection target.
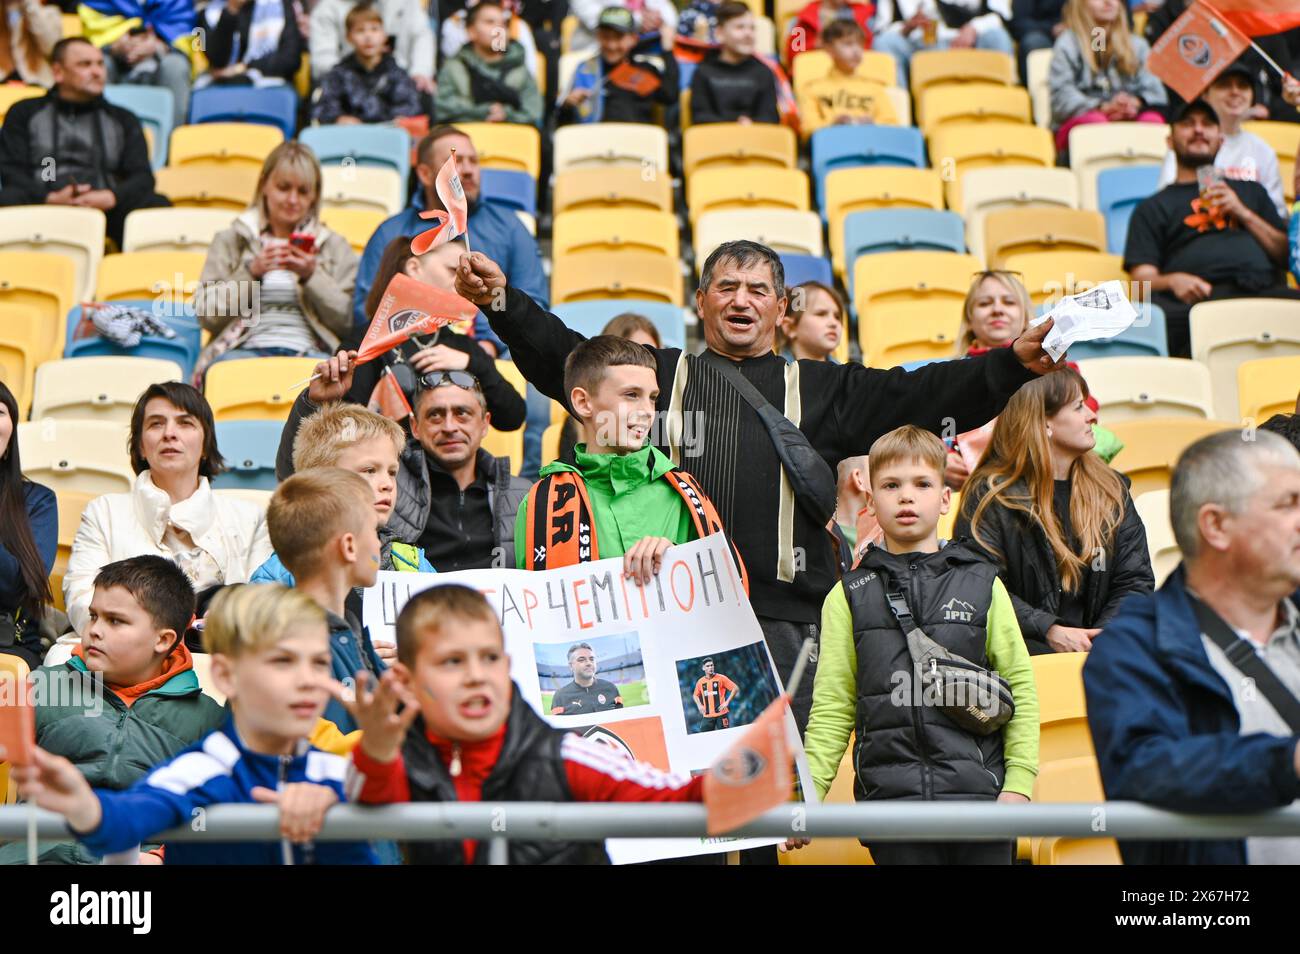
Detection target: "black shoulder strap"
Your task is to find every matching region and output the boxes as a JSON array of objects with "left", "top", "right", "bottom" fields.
[
  {"left": 1190, "top": 596, "right": 1300, "bottom": 733},
  {"left": 872, "top": 562, "right": 918, "bottom": 635},
  {"left": 697, "top": 349, "right": 780, "bottom": 418}
]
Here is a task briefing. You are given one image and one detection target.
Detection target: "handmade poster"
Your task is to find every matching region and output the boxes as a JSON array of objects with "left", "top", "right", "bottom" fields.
[{"left": 363, "top": 534, "right": 813, "bottom": 863}]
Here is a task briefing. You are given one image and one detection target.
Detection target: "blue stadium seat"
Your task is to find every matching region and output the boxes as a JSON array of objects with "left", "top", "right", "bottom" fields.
[
  {"left": 843, "top": 209, "right": 966, "bottom": 299},
  {"left": 104, "top": 85, "right": 174, "bottom": 169},
  {"left": 902, "top": 358, "right": 953, "bottom": 371},
  {"left": 780, "top": 253, "right": 834, "bottom": 287},
  {"left": 63, "top": 300, "right": 201, "bottom": 378},
  {"left": 1097, "top": 164, "right": 1160, "bottom": 254},
  {"left": 300, "top": 124, "right": 411, "bottom": 187},
  {"left": 678, "top": 60, "right": 697, "bottom": 90},
  {"left": 1060, "top": 302, "right": 1168, "bottom": 361},
  {"left": 481, "top": 168, "right": 538, "bottom": 216},
  {"left": 189, "top": 86, "right": 299, "bottom": 139},
  {"left": 553, "top": 299, "right": 686, "bottom": 350},
  {"left": 811, "top": 125, "right": 927, "bottom": 214},
  {"left": 212, "top": 420, "right": 283, "bottom": 491}
]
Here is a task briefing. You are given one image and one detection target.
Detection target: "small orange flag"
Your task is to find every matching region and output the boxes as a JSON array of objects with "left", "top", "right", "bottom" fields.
[
  {"left": 956, "top": 419, "right": 996, "bottom": 474},
  {"left": 1211, "top": 0, "right": 1300, "bottom": 37},
  {"left": 703, "top": 695, "right": 794, "bottom": 835},
  {"left": 356, "top": 273, "right": 479, "bottom": 365},
  {"left": 607, "top": 60, "right": 662, "bottom": 97},
  {"left": 1149, "top": 1, "right": 1252, "bottom": 103},
  {"left": 367, "top": 367, "right": 414, "bottom": 422},
  {"left": 0, "top": 675, "right": 34, "bottom": 766},
  {"left": 411, "top": 152, "right": 470, "bottom": 255}
]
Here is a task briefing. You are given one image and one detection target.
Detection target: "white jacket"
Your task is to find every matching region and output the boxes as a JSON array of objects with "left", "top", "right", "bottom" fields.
[
  {"left": 309, "top": 0, "right": 436, "bottom": 80},
  {"left": 62, "top": 472, "right": 273, "bottom": 636}
]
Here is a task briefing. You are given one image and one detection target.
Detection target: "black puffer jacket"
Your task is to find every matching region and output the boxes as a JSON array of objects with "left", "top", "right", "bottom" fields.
[{"left": 953, "top": 475, "right": 1154, "bottom": 653}]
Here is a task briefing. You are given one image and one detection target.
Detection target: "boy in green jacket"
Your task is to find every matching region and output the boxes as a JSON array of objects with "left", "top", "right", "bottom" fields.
[
  {"left": 0, "top": 555, "right": 225, "bottom": 864},
  {"left": 803, "top": 425, "right": 1039, "bottom": 865},
  {"left": 514, "top": 335, "right": 744, "bottom": 588},
  {"left": 434, "top": 0, "right": 543, "bottom": 128}
]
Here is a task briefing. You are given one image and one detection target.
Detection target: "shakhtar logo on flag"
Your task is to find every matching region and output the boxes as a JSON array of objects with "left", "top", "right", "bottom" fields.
[
  {"left": 355, "top": 273, "right": 479, "bottom": 365},
  {"left": 704, "top": 695, "right": 794, "bottom": 835},
  {"left": 411, "top": 152, "right": 470, "bottom": 255}
]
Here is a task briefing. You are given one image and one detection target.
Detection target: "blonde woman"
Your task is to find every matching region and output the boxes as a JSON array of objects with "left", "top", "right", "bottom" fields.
[
  {"left": 195, "top": 141, "right": 358, "bottom": 369},
  {"left": 954, "top": 368, "right": 1153, "bottom": 655},
  {"left": 1048, "top": 0, "right": 1166, "bottom": 153}
]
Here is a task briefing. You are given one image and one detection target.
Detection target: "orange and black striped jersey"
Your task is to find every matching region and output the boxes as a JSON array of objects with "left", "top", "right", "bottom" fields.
[{"left": 693, "top": 674, "right": 738, "bottom": 717}]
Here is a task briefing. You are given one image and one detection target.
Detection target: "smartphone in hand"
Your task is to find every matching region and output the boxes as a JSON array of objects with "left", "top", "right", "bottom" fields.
[{"left": 289, "top": 232, "right": 316, "bottom": 254}]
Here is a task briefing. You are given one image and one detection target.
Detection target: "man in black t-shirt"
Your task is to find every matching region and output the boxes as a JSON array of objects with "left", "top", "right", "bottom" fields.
[
  {"left": 550, "top": 642, "right": 625, "bottom": 715},
  {"left": 1124, "top": 99, "right": 1299, "bottom": 359}
]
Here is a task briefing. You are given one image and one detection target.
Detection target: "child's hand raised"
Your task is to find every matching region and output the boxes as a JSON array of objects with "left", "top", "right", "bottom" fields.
[
  {"left": 336, "top": 670, "right": 419, "bottom": 764},
  {"left": 251, "top": 783, "right": 339, "bottom": 843},
  {"left": 3, "top": 745, "right": 102, "bottom": 835}
]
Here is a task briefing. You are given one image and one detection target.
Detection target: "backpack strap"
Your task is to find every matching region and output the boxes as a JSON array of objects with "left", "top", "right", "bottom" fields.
[
  {"left": 1190, "top": 595, "right": 1300, "bottom": 733},
  {"left": 523, "top": 472, "right": 599, "bottom": 571},
  {"left": 662, "top": 469, "right": 750, "bottom": 595}
]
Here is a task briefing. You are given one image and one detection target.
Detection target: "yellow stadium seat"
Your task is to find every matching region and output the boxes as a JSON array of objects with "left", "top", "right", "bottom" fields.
[
  {"left": 928, "top": 122, "right": 1055, "bottom": 211},
  {"left": 541, "top": 421, "right": 564, "bottom": 468},
  {"left": 122, "top": 207, "right": 234, "bottom": 254},
  {"left": 320, "top": 165, "right": 404, "bottom": 216},
  {"left": 694, "top": 210, "right": 823, "bottom": 264},
  {"left": 910, "top": 49, "right": 1016, "bottom": 98},
  {"left": 553, "top": 123, "right": 670, "bottom": 175},
  {"left": 204, "top": 356, "right": 319, "bottom": 421},
  {"left": 1243, "top": 120, "right": 1300, "bottom": 203},
  {"left": 778, "top": 736, "right": 874, "bottom": 865},
  {"left": 1032, "top": 652, "right": 1094, "bottom": 765},
  {"left": 320, "top": 208, "right": 386, "bottom": 254},
  {"left": 1108, "top": 418, "right": 1235, "bottom": 497},
  {"left": 0, "top": 84, "right": 42, "bottom": 123},
  {"left": 155, "top": 164, "right": 260, "bottom": 212},
  {"left": 938, "top": 490, "right": 960, "bottom": 540},
  {"left": 859, "top": 305, "right": 961, "bottom": 367},
  {"left": 1190, "top": 299, "right": 1300, "bottom": 422},
  {"left": 0, "top": 653, "right": 31, "bottom": 804},
  {"left": 51, "top": 489, "right": 96, "bottom": 611},
  {"left": 775, "top": 0, "right": 804, "bottom": 30},
  {"left": 885, "top": 85, "right": 913, "bottom": 126},
  {"left": 494, "top": 358, "right": 526, "bottom": 399},
  {"left": 686, "top": 166, "right": 810, "bottom": 227},
  {"left": 168, "top": 123, "right": 284, "bottom": 172},
  {"left": 0, "top": 206, "right": 106, "bottom": 302},
  {"left": 1069, "top": 122, "right": 1169, "bottom": 210},
  {"left": 551, "top": 252, "right": 683, "bottom": 306},
  {"left": 1077, "top": 357, "right": 1216, "bottom": 423},
  {"left": 825, "top": 167, "right": 945, "bottom": 277},
  {"left": 791, "top": 48, "right": 896, "bottom": 92},
  {"left": 682, "top": 122, "right": 797, "bottom": 176},
  {"left": 552, "top": 167, "right": 674, "bottom": 215},
  {"left": 0, "top": 305, "right": 42, "bottom": 416},
  {"left": 31, "top": 357, "right": 184, "bottom": 424},
  {"left": 918, "top": 83, "right": 1031, "bottom": 134},
  {"left": 1237, "top": 355, "right": 1300, "bottom": 423},
  {"left": 1026, "top": 47, "right": 1053, "bottom": 127},
  {"left": 17, "top": 419, "right": 135, "bottom": 496},
  {"left": 481, "top": 426, "right": 525, "bottom": 475},
  {"left": 0, "top": 251, "right": 77, "bottom": 362},
  {"left": 960, "top": 166, "right": 1079, "bottom": 261},
  {"left": 457, "top": 122, "right": 542, "bottom": 179},
  {"left": 552, "top": 209, "right": 680, "bottom": 260},
  {"left": 95, "top": 251, "right": 206, "bottom": 305},
  {"left": 853, "top": 250, "right": 981, "bottom": 319},
  {"left": 1134, "top": 489, "right": 1180, "bottom": 587},
  {"left": 1002, "top": 250, "right": 1127, "bottom": 306},
  {"left": 983, "top": 208, "right": 1106, "bottom": 270},
  {"left": 1031, "top": 756, "right": 1121, "bottom": 865},
  {"left": 559, "top": 13, "right": 578, "bottom": 51}
]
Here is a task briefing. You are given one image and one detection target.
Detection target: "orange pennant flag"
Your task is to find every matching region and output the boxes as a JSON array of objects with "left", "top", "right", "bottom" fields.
[
  {"left": 411, "top": 151, "right": 470, "bottom": 255},
  {"left": 703, "top": 695, "right": 794, "bottom": 835},
  {"left": 607, "top": 60, "right": 662, "bottom": 97},
  {"left": 0, "top": 673, "right": 34, "bottom": 766},
  {"left": 1210, "top": 0, "right": 1300, "bottom": 37},
  {"left": 1149, "top": 1, "right": 1252, "bottom": 102},
  {"left": 367, "top": 367, "right": 414, "bottom": 421},
  {"left": 356, "top": 273, "right": 479, "bottom": 365}
]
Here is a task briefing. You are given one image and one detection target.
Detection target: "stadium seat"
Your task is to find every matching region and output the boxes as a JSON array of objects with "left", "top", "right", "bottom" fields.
[
  {"left": 777, "top": 736, "right": 874, "bottom": 865},
  {"left": 0, "top": 304, "right": 41, "bottom": 416},
  {"left": 686, "top": 166, "right": 810, "bottom": 226},
  {"left": 1077, "top": 357, "right": 1215, "bottom": 422},
  {"left": 779, "top": 253, "right": 834, "bottom": 288},
  {"left": 457, "top": 122, "right": 542, "bottom": 179},
  {"left": 908, "top": 49, "right": 1016, "bottom": 99},
  {"left": 983, "top": 208, "right": 1106, "bottom": 270},
  {"left": 1243, "top": 120, "right": 1300, "bottom": 203},
  {"left": 188, "top": 85, "right": 299, "bottom": 139},
  {"left": 1096, "top": 165, "right": 1161, "bottom": 254},
  {"left": 30, "top": 356, "right": 183, "bottom": 424},
  {"left": 0, "top": 654, "right": 31, "bottom": 803},
  {"left": 481, "top": 168, "right": 538, "bottom": 216},
  {"left": 168, "top": 122, "right": 284, "bottom": 173},
  {"left": 938, "top": 490, "right": 961, "bottom": 539},
  {"left": 1026, "top": 47, "right": 1052, "bottom": 127},
  {"left": 301, "top": 123, "right": 411, "bottom": 185},
  {"left": 1069, "top": 122, "right": 1169, "bottom": 210},
  {"left": 0, "top": 205, "right": 106, "bottom": 302},
  {"left": 552, "top": 300, "right": 687, "bottom": 350},
  {"left": 824, "top": 167, "right": 945, "bottom": 276},
  {"left": 858, "top": 305, "right": 961, "bottom": 367},
  {"left": 791, "top": 48, "right": 896, "bottom": 92},
  {"left": 122, "top": 207, "right": 234, "bottom": 254},
  {"left": 1002, "top": 251, "right": 1127, "bottom": 306},
  {"left": 682, "top": 122, "right": 797, "bottom": 176},
  {"left": 320, "top": 165, "right": 404, "bottom": 217},
  {"left": 1032, "top": 652, "right": 1094, "bottom": 765},
  {"left": 104, "top": 85, "right": 174, "bottom": 168},
  {"left": 552, "top": 208, "right": 680, "bottom": 259},
  {"left": 885, "top": 86, "right": 912, "bottom": 126},
  {"left": 853, "top": 251, "right": 982, "bottom": 320},
  {"left": 1108, "top": 418, "right": 1234, "bottom": 497},
  {"left": 552, "top": 167, "right": 674, "bottom": 215},
  {"left": 212, "top": 420, "right": 283, "bottom": 491},
  {"left": 1190, "top": 300, "right": 1300, "bottom": 422},
  {"left": 694, "top": 209, "right": 823, "bottom": 263},
  {"left": 843, "top": 210, "right": 966, "bottom": 292},
  {"left": 928, "top": 122, "right": 1055, "bottom": 211},
  {"left": 481, "top": 425, "right": 525, "bottom": 476},
  {"left": 1237, "top": 355, "right": 1300, "bottom": 423},
  {"left": 0, "top": 252, "right": 77, "bottom": 362},
  {"left": 553, "top": 123, "right": 669, "bottom": 174},
  {"left": 1063, "top": 302, "right": 1168, "bottom": 361},
  {"left": 155, "top": 164, "right": 261, "bottom": 212},
  {"left": 63, "top": 300, "right": 201, "bottom": 377},
  {"left": 918, "top": 83, "right": 1031, "bottom": 134},
  {"left": 541, "top": 421, "right": 564, "bottom": 468},
  {"left": 51, "top": 490, "right": 95, "bottom": 612},
  {"left": 810, "top": 125, "right": 928, "bottom": 212},
  {"left": 0, "top": 83, "right": 44, "bottom": 123},
  {"left": 320, "top": 208, "right": 387, "bottom": 254},
  {"left": 1031, "top": 756, "right": 1120, "bottom": 865},
  {"left": 17, "top": 419, "right": 134, "bottom": 496},
  {"left": 1134, "top": 489, "right": 1180, "bottom": 587},
  {"left": 551, "top": 252, "right": 683, "bottom": 306},
  {"left": 95, "top": 251, "right": 206, "bottom": 305},
  {"left": 960, "top": 166, "right": 1080, "bottom": 261},
  {"left": 204, "top": 356, "right": 319, "bottom": 421}
]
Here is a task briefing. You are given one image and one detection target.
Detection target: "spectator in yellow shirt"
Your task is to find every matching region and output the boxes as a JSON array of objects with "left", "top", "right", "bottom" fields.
[{"left": 796, "top": 19, "right": 897, "bottom": 140}]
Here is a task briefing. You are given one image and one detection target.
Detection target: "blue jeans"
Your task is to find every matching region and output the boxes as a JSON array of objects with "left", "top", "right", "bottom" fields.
[{"left": 873, "top": 23, "right": 1017, "bottom": 86}]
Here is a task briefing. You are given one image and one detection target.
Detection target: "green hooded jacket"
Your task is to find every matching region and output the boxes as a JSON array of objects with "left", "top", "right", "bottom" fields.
[{"left": 434, "top": 40, "right": 543, "bottom": 127}]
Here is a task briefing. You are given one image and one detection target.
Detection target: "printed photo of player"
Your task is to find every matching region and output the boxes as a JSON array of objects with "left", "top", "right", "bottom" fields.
[
  {"left": 535, "top": 632, "right": 649, "bottom": 717},
  {"left": 692, "top": 658, "right": 738, "bottom": 731},
  {"left": 551, "top": 642, "right": 624, "bottom": 715},
  {"left": 675, "top": 642, "right": 781, "bottom": 735}
]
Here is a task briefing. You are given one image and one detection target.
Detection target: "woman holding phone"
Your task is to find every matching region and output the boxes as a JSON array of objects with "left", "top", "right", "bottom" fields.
[{"left": 195, "top": 141, "right": 358, "bottom": 371}]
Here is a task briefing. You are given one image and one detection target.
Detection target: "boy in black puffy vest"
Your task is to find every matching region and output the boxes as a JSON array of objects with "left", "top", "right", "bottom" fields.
[
  {"left": 803, "top": 425, "right": 1039, "bottom": 865},
  {"left": 343, "top": 584, "right": 703, "bottom": 865}
]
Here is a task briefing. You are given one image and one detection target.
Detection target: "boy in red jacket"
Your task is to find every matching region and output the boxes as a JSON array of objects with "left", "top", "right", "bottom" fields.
[{"left": 343, "top": 584, "right": 702, "bottom": 864}]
